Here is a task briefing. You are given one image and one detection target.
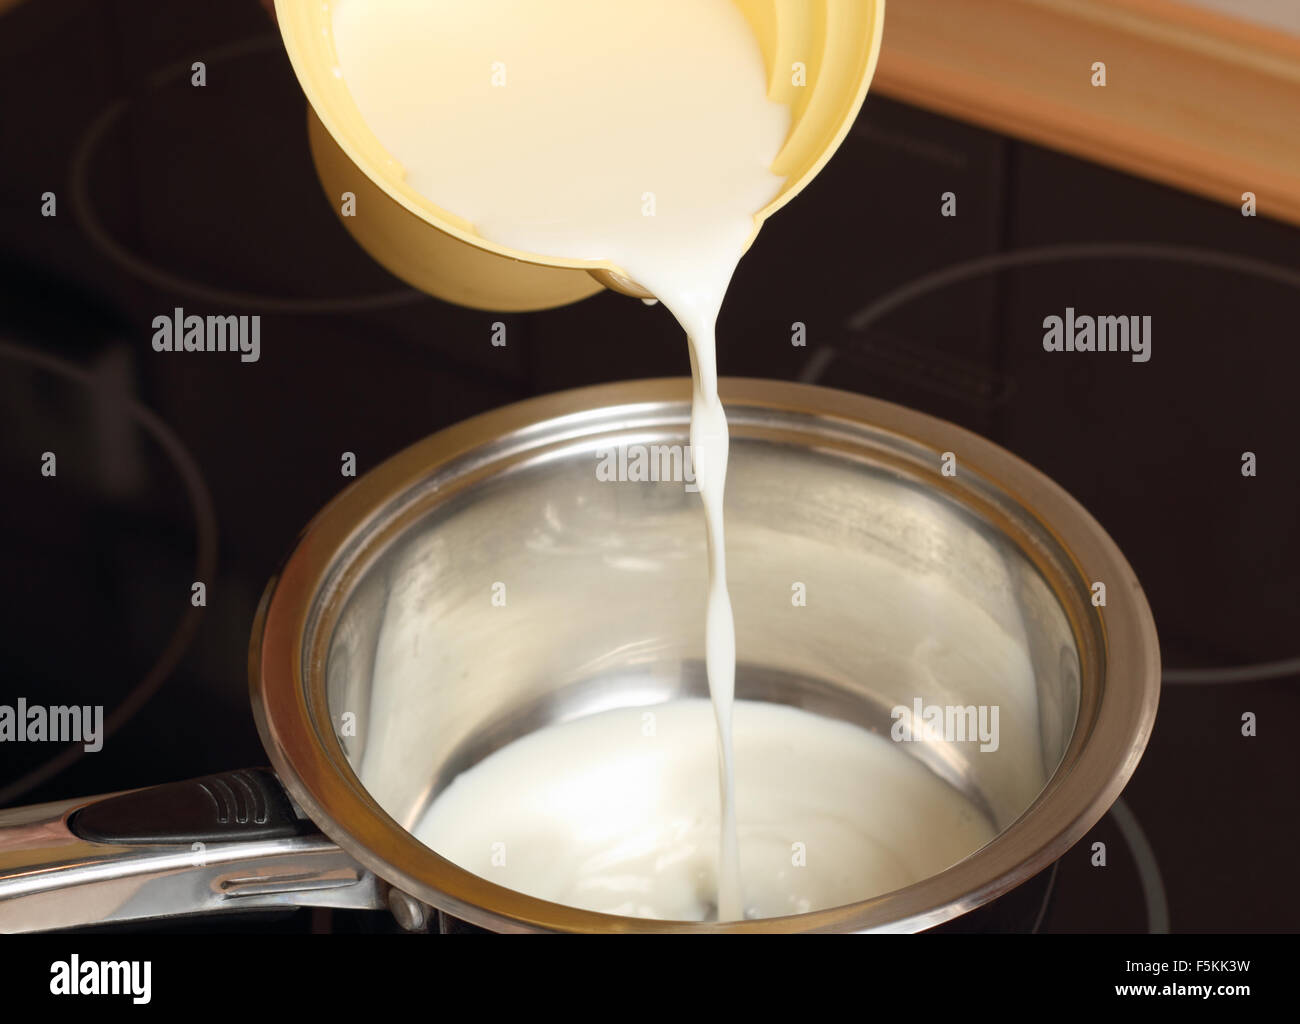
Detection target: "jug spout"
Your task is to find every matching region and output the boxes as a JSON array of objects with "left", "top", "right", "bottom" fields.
[{"left": 589, "top": 269, "right": 656, "bottom": 302}]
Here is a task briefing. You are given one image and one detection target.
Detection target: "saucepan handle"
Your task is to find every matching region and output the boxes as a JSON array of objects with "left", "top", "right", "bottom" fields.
[{"left": 0, "top": 768, "right": 386, "bottom": 933}]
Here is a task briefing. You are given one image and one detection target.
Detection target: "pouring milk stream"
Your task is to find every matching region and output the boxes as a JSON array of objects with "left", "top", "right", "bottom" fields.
[{"left": 333, "top": 0, "right": 994, "bottom": 920}]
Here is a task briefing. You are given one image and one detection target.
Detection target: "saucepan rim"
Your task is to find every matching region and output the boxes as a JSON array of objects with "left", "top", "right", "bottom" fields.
[{"left": 248, "top": 377, "right": 1160, "bottom": 933}]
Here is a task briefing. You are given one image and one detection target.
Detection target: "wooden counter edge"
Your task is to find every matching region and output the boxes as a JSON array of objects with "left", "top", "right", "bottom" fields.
[{"left": 871, "top": 0, "right": 1300, "bottom": 226}]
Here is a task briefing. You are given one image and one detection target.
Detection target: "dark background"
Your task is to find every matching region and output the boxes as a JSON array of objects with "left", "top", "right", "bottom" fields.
[{"left": 1, "top": 0, "right": 1297, "bottom": 933}]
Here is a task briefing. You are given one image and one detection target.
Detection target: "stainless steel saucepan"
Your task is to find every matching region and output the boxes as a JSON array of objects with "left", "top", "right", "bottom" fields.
[{"left": 0, "top": 379, "right": 1160, "bottom": 933}]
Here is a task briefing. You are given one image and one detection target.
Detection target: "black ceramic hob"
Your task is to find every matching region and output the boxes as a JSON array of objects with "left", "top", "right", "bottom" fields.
[{"left": 1, "top": 0, "right": 1297, "bottom": 939}]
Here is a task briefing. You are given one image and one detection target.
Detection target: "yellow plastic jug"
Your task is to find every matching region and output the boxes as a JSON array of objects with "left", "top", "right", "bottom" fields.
[{"left": 276, "top": 0, "right": 885, "bottom": 311}]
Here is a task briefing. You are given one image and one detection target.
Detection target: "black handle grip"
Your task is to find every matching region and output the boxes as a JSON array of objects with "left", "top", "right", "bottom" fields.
[{"left": 68, "top": 768, "right": 315, "bottom": 845}]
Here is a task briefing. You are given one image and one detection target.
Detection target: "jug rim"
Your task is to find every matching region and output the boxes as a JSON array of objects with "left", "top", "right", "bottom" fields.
[{"left": 274, "top": 0, "right": 887, "bottom": 278}]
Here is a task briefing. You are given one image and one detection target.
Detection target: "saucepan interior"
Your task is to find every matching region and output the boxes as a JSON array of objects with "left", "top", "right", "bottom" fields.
[{"left": 251, "top": 378, "right": 1158, "bottom": 932}]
